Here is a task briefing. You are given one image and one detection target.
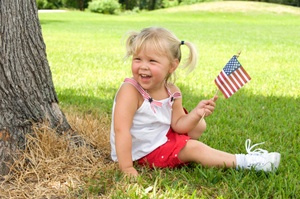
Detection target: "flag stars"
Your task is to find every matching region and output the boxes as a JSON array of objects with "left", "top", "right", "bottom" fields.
[{"left": 224, "top": 56, "right": 241, "bottom": 75}]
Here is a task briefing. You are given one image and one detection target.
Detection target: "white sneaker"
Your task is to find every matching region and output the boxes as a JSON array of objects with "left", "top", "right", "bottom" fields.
[{"left": 244, "top": 139, "right": 281, "bottom": 172}]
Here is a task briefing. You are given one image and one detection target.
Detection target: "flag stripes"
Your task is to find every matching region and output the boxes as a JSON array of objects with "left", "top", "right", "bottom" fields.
[{"left": 214, "top": 56, "right": 251, "bottom": 98}]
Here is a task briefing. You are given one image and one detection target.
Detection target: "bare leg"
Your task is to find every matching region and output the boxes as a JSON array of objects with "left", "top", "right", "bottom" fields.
[{"left": 178, "top": 139, "right": 236, "bottom": 168}]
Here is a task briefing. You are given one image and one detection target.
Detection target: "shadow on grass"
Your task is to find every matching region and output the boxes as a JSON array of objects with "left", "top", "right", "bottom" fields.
[
  {"left": 57, "top": 83, "right": 299, "bottom": 197},
  {"left": 57, "top": 82, "right": 299, "bottom": 152},
  {"left": 56, "top": 86, "right": 117, "bottom": 115},
  {"left": 58, "top": 83, "right": 299, "bottom": 156}
]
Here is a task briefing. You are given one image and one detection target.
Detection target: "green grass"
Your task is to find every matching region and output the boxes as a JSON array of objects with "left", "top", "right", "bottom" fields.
[{"left": 39, "top": 2, "right": 300, "bottom": 198}]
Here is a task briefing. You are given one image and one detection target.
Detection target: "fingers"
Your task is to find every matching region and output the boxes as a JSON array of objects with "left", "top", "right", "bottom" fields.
[
  {"left": 123, "top": 172, "right": 138, "bottom": 183},
  {"left": 122, "top": 167, "right": 139, "bottom": 177},
  {"left": 203, "top": 105, "right": 214, "bottom": 116},
  {"left": 204, "top": 99, "right": 216, "bottom": 109},
  {"left": 206, "top": 95, "right": 218, "bottom": 108},
  {"left": 200, "top": 96, "right": 217, "bottom": 117},
  {"left": 196, "top": 95, "right": 218, "bottom": 118},
  {"left": 212, "top": 95, "right": 218, "bottom": 102},
  {"left": 199, "top": 103, "right": 213, "bottom": 117}
]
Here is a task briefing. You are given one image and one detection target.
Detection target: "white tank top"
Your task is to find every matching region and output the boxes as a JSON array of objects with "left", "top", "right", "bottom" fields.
[{"left": 110, "top": 78, "right": 181, "bottom": 161}]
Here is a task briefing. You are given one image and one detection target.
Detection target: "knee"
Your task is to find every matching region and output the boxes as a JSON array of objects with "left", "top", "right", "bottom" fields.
[
  {"left": 188, "top": 121, "right": 206, "bottom": 140},
  {"left": 184, "top": 140, "right": 200, "bottom": 151},
  {"left": 188, "top": 131, "right": 202, "bottom": 140},
  {"left": 178, "top": 140, "right": 201, "bottom": 162}
]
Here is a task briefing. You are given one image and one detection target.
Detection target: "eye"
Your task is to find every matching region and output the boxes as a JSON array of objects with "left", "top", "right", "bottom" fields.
[{"left": 150, "top": 59, "right": 157, "bottom": 63}]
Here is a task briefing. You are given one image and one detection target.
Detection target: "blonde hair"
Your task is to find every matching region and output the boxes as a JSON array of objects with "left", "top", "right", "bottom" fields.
[{"left": 124, "top": 27, "right": 198, "bottom": 83}]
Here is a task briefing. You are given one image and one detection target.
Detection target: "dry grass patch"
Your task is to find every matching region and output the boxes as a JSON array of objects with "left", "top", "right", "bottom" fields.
[{"left": 0, "top": 113, "right": 115, "bottom": 198}]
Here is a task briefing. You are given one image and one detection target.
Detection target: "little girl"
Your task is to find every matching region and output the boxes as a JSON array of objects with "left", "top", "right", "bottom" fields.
[{"left": 110, "top": 27, "right": 280, "bottom": 176}]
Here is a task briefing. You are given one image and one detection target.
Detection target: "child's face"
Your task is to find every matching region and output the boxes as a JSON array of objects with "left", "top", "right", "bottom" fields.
[{"left": 131, "top": 47, "right": 177, "bottom": 92}]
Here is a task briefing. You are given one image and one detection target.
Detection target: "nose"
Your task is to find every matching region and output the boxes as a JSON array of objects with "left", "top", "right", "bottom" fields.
[{"left": 140, "top": 62, "right": 149, "bottom": 70}]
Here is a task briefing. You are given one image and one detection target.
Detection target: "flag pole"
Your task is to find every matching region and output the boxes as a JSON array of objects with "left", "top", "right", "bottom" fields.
[
  {"left": 200, "top": 110, "right": 205, "bottom": 122},
  {"left": 236, "top": 50, "right": 242, "bottom": 58},
  {"left": 200, "top": 50, "right": 242, "bottom": 122},
  {"left": 214, "top": 88, "right": 219, "bottom": 97}
]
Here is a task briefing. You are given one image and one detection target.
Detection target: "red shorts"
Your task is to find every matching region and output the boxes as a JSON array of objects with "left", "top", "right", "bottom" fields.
[{"left": 137, "top": 128, "right": 190, "bottom": 168}]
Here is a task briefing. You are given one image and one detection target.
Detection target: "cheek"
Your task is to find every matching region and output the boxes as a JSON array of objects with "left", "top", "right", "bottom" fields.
[
  {"left": 131, "top": 63, "right": 139, "bottom": 73},
  {"left": 152, "top": 67, "right": 168, "bottom": 79}
]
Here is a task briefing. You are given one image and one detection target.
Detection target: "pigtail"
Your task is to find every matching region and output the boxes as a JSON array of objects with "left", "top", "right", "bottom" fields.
[
  {"left": 180, "top": 41, "right": 198, "bottom": 73},
  {"left": 124, "top": 31, "right": 139, "bottom": 59}
]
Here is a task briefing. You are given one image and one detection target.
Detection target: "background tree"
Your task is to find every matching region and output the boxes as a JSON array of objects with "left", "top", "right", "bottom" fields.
[{"left": 0, "top": 0, "right": 71, "bottom": 175}]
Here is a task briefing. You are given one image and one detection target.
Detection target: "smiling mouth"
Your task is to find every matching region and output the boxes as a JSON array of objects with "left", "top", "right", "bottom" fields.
[{"left": 140, "top": 74, "right": 151, "bottom": 78}]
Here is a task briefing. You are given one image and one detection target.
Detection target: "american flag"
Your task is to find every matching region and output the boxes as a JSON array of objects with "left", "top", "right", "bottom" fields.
[{"left": 214, "top": 55, "right": 251, "bottom": 98}]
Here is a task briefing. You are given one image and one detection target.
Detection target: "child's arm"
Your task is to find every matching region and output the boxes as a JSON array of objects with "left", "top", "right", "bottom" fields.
[
  {"left": 171, "top": 86, "right": 217, "bottom": 134},
  {"left": 114, "top": 83, "right": 141, "bottom": 177}
]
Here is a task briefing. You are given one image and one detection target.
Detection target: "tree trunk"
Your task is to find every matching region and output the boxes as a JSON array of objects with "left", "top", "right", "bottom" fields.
[{"left": 0, "top": 0, "right": 71, "bottom": 175}]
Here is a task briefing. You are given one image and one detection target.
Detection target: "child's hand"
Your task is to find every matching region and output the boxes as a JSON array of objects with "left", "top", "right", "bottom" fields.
[
  {"left": 122, "top": 166, "right": 139, "bottom": 177},
  {"left": 196, "top": 95, "right": 218, "bottom": 118}
]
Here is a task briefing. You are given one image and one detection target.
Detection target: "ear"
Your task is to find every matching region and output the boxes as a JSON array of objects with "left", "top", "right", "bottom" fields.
[{"left": 169, "top": 59, "right": 179, "bottom": 73}]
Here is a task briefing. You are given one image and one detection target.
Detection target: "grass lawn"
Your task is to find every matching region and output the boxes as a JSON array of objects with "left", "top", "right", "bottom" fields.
[{"left": 2, "top": 1, "right": 299, "bottom": 198}]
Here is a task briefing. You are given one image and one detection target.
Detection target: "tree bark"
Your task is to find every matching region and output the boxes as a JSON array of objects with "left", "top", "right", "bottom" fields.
[{"left": 0, "top": 0, "right": 71, "bottom": 175}]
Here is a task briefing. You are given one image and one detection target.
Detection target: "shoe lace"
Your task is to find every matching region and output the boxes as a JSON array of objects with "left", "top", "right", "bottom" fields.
[{"left": 245, "top": 139, "right": 268, "bottom": 155}]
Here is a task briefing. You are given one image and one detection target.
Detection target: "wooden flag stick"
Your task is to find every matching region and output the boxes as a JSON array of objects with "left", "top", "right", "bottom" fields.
[
  {"left": 214, "top": 88, "right": 219, "bottom": 97},
  {"left": 200, "top": 111, "right": 205, "bottom": 122},
  {"left": 236, "top": 50, "right": 242, "bottom": 58}
]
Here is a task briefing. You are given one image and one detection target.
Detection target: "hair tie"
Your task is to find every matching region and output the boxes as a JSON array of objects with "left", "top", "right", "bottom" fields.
[{"left": 181, "top": 41, "right": 185, "bottom": 45}]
